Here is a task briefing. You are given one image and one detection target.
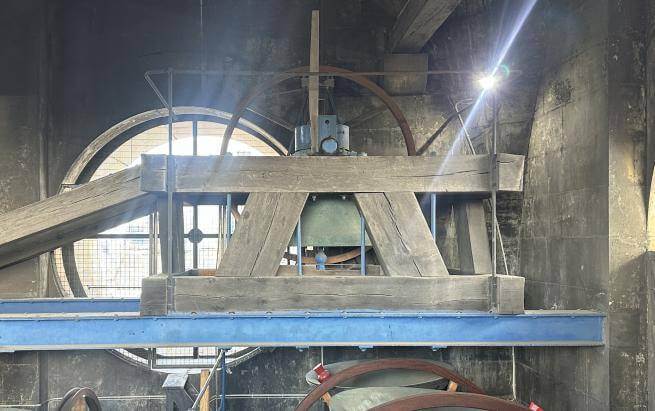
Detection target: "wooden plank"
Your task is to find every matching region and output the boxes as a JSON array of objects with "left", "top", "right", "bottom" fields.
[
  {"left": 355, "top": 192, "right": 448, "bottom": 277},
  {"left": 389, "top": 0, "right": 461, "bottom": 53},
  {"left": 140, "top": 154, "right": 525, "bottom": 194},
  {"left": 0, "top": 167, "right": 156, "bottom": 269},
  {"left": 454, "top": 200, "right": 492, "bottom": 274},
  {"left": 309, "top": 9, "right": 320, "bottom": 153},
  {"left": 157, "top": 197, "right": 185, "bottom": 274},
  {"left": 217, "top": 192, "right": 308, "bottom": 277},
  {"left": 199, "top": 370, "right": 210, "bottom": 411},
  {"left": 172, "top": 275, "right": 524, "bottom": 313}
]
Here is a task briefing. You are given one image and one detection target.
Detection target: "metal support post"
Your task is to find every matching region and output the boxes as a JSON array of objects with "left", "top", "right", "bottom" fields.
[
  {"left": 430, "top": 193, "right": 437, "bottom": 240},
  {"left": 226, "top": 194, "right": 232, "bottom": 242},
  {"left": 192, "top": 121, "right": 199, "bottom": 269},
  {"left": 490, "top": 91, "right": 498, "bottom": 309},
  {"left": 191, "top": 349, "right": 224, "bottom": 410},
  {"left": 296, "top": 218, "right": 303, "bottom": 276},
  {"left": 219, "top": 350, "right": 227, "bottom": 411},
  {"left": 360, "top": 214, "right": 366, "bottom": 275},
  {"left": 166, "top": 68, "right": 174, "bottom": 277}
]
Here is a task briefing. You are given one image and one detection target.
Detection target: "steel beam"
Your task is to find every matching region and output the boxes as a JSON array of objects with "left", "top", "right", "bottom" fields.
[{"left": 0, "top": 300, "right": 604, "bottom": 351}]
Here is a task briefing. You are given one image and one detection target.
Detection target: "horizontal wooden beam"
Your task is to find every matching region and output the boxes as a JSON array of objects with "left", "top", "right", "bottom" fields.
[
  {"left": 389, "top": 0, "right": 461, "bottom": 53},
  {"left": 0, "top": 167, "right": 156, "bottom": 269},
  {"left": 140, "top": 154, "right": 524, "bottom": 194},
  {"left": 160, "top": 274, "right": 524, "bottom": 314}
]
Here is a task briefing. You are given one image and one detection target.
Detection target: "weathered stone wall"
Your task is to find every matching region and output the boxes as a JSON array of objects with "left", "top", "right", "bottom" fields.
[{"left": 516, "top": 0, "right": 649, "bottom": 409}]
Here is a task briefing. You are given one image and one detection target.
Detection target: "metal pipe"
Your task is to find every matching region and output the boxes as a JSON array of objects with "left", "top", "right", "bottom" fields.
[
  {"left": 491, "top": 92, "right": 498, "bottom": 278},
  {"left": 226, "top": 194, "right": 232, "bottom": 242},
  {"left": 192, "top": 121, "right": 199, "bottom": 269},
  {"left": 296, "top": 219, "right": 302, "bottom": 276},
  {"left": 144, "top": 68, "right": 491, "bottom": 77},
  {"left": 219, "top": 350, "right": 227, "bottom": 411},
  {"left": 166, "top": 68, "right": 174, "bottom": 276},
  {"left": 149, "top": 213, "right": 156, "bottom": 276},
  {"left": 360, "top": 214, "right": 366, "bottom": 276},
  {"left": 430, "top": 193, "right": 437, "bottom": 240},
  {"left": 191, "top": 349, "right": 225, "bottom": 410},
  {"left": 144, "top": 72, "right": 174, "bottom": 113}
]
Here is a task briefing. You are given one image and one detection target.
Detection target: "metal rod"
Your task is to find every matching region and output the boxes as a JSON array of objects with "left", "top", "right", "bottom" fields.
[
  {"left": 144, "top": 72, "right": 174, "bottom": 113},
  {"left": 166, "top": 68, "right": 174, "bottom": 275},
  {"left": 226, "top": 194, "right": 232, "bottom": 242},
  {"left": 149, "top": 213, "right": 156, "bottom": 276},
  {"left": 453, "top": 97, "right": 509, "bottom": 276},
  {"left": 219, "top": 350, "right": 227, "bottom": 411},
  {"left": 191, "top": 349, "right": 224, "bottom": 410},
  {"left": 296, "top": 219, "right": 302, "bottom": 276},
  {"left": 430, "top": 193, "right": 437, "bottom": 240},
  {"left": 192, "top": 120, "right": 199, "bottom": 270},
  {"left": 360, "top": 214, "right": 366, "bottom": 276},
  {"left": 491, "top": 92, "right": 498, "bottom": 278},
  {"left": 145, "top": 68, "right": 486, "bottom": 77}
]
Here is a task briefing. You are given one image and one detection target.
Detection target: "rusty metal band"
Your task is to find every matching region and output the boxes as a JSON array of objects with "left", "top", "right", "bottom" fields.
[
  {"left": 370, "top": 392, "right": 530, "bottom": 411},
  {"left": 221, "top": 65, "right": 417, "bottom": 156},
  {"left": 294, "top": 358, "right": 485, "bottom": 411}
]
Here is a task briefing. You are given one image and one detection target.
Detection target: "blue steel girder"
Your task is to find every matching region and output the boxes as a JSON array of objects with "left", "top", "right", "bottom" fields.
[{"left": 0, "top": 299, "right": 604, "bottom": 351}]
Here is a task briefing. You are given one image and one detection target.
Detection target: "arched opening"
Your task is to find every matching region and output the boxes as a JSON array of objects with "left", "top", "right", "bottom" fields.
[{"left": 52, "top": 109, "right": 279, "bottom": 370}]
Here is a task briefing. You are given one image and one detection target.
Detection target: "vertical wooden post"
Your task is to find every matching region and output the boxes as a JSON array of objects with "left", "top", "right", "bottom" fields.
[
  {"left": 309, "top": 10, "right": 320, "bottom": 153},
  {"left": 199, "top": 369, "right": 210, "bottom": 411},
  {"left": 157, "top": 197, "right": 185, "bottom": 274}
]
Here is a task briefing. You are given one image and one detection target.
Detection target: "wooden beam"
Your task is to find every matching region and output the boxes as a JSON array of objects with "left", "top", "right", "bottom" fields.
[
  {"left": 157, "top": 197, "right": 185, "bottom": 274},
  {"left": 217, "top": 192, "right": 308, "bottom": 277},
  {"left": 140, "top": 154, "right": 525, "bottom": 194},
  {"left": 455, "top": 200, "right": 493, "bottom": 274},
  {"left": 0, "top": 167, "right": 156, "bottom": 269},
  {"left": 355, "top": 192, "right": 448, "bottom": 276},
  {"left": 170, "top": 275, "right": 524, "bottom": 313},
  {"left": 199, "top": 370, "right": 210, "bottom": 411},
  {"left": 389, "top": 0, "right": 461, "bottom": 53},
  {"left": 309, "top": 9, "right": 320, "bottom": 153}
]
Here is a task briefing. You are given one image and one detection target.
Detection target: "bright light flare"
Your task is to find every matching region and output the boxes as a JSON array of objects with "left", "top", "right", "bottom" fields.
[{"left": 478, "top": 75, "right": 498, "bottom": 91}]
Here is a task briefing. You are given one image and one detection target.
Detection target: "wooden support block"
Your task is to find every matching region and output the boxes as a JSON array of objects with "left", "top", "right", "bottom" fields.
[
  {"left": 140, "top": 275, "right": 169, "bottom": 316},
  {"left": 157, "top": 197, "right": 185, "bottom": 274},
  {"left": 171, "top": 275, "right": 524, "bottom": 313},
  {"left": 454, "top": 200, "right": 492, "bottom": 274},
  {"left": 355, "top": 192, "right": 448, "bottom": 276},
  {"left": 0, "top": 167, "right": 156, "bottom": 269},
  {"left": 217, "top": 192, "right": 308, "bottom": 277},
  {"left": 140, "top": 154, "right": 525, "bottom": 194},
  {"left": 495, "top": 275, "right": 525, "bottom": 314}
]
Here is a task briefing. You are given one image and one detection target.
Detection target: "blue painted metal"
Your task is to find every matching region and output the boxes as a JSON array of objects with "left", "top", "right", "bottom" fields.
[
  {"left": 315, "top": 250, "right": 327, "bottom": 270},
  {"left": 0, "top": 307, "right": 604, "bottom": 351},
  {"left": 0, "top": 298, "right": 140, "bottom": 314}
]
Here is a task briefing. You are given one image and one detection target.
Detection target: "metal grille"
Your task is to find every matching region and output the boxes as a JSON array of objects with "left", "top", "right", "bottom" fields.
[{"left": 55, "top": 121, "right": 276, "bottom": 298}]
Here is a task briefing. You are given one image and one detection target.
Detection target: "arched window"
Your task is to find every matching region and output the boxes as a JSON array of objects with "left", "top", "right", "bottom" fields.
[
  {"left": 53, "top": 109, "right": 279, "bottom": 369},
  {"left": 55, "top": 120, "right": 277, "bottom": 297}
]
